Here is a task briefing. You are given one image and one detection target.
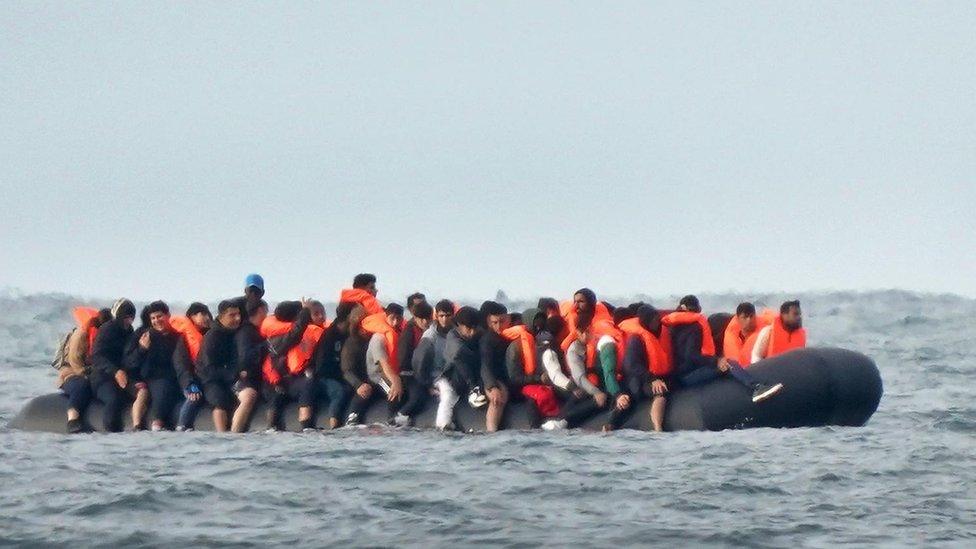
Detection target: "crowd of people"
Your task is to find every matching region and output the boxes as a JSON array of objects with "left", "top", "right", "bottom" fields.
[{"left": 53, "top": 273, "right": 807, "bottom": 434}]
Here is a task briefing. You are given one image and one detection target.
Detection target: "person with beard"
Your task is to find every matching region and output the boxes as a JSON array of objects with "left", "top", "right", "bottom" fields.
[
  {"left": 172, "top": 302, "right": 213, "bottom": 431},
  {"left": 90, "top": 298, "right": 146, "bottom": 432},
  {"left": 750, "top": 300, "right": 807, "bottom": 363},
  {"left": 393, "top": 300, "right": 434, "bottom": 426},
  {"left": 556, "top": 289, "right": 617, "bottom": 419},
  {"left": 199, "top": 300, "right": 259, "bottom": 432},
  {"left": 58, "top": 307, "right": 112, "bottom": 433},
  {"left": 312, "top": 302, "right": 356, "bottom": 429},
  {"left": 124, "top": 301, "right": 182, "bottom": 431}
]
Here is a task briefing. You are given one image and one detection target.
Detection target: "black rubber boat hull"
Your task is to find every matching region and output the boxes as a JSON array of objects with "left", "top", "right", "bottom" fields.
[{"left": 9, "top": 347, "right": 882, "bottom": 433}]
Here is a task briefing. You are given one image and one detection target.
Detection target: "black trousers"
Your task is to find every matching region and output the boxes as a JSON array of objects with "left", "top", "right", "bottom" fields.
[
  {"left": 558, "top": 392, "right": 606, "bottom": 427},
  {"left": 147, "top": 378, "right": 181, "bottom": 428},
  {"left": 62, "top": 376, "right": 92, "bottom": 415},
  {"left": 91, "top": 376, "right": 129, "bottom": 432}
]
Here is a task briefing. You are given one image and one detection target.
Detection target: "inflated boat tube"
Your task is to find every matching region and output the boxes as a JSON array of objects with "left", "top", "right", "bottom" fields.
[{"left": 9, "top": 347, "right": 881, "bottom": 434}]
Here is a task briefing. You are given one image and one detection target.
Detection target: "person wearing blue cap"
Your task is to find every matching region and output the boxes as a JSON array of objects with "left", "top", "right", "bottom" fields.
[{"left": 234, "top": 274, "right": 265, "bottom": 317}]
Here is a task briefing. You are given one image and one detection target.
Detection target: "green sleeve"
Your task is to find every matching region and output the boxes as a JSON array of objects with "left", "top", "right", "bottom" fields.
[{"left": 599, "top": 343, "right": 620, "bottom": 395}]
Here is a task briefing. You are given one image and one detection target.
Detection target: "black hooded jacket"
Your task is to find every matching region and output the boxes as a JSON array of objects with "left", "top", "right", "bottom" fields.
[
  {"left": 198, "top": 321, "right": 242, "bottom": 386},
  {"left": 669, "top": 322, "right": 719, "bottom": 378},
  {"left": 124, "top": 327, "right": 180, "bottom": 383},
  {"left": 91, "top": 318, "right": 135, "bottom": 384}
]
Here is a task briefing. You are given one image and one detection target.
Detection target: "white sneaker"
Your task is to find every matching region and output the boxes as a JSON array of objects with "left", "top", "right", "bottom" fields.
[
  {"left": 151, "top": 424, "right": 163, "bottom": 432},
  {"left": 752, "top": 383, "right": 784, "bottom": 403},
  {"left": 393, "top": 413, "right": 411, "bottom": 427},
  {"left": 345, "top": 412, "right": 360, "bottom": 426},
  {"left": 541, "top": 419, "right": 568, "bottom": 431}
]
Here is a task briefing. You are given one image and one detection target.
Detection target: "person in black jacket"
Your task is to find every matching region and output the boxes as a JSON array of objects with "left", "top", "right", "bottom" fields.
[
  {"left": 670, "top": 295, "right": 782, "bottom": 403},
  {"left": 479, "top": 301, "right": 510, "bottom": 432},
  {"left": 90, "top": 298, "right": 142, "bottom": 432},
  {"left": 198, "top": 299, "right": 257, "bottom": 432},
  {"left": 393, "top": 301, "right": 433, "bottom": 426},
  {"left": 173, "top": 302, "right": 212, "bottom": 431},
  {"left": 313, "top": 302, "right": 354, "bottom": 429},
  {"left": 124, "top": 301, "right": 181, "bottom": 431}
]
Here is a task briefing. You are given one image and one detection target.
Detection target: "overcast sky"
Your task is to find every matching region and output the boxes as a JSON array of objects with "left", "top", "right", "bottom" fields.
[{"left": 1, "top": 2, "right": 974, "bottom": 305}]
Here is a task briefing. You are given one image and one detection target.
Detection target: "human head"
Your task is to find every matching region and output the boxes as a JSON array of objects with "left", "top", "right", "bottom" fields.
[
  {"left": 185, "top": 302, "right": 213, "bottom": 331},
  {"left": 146, "top": 300, "right": 171, "bottom": 332},
  {"left": 93, "top": 308, "right": 113, "bottom": 330},
  {"left": 613, "top": 305, "right": 636, "bottom": 325},
  {"left": 111, "top": 298, "right": 136, "bottom": 328},
  {"left": 385, "top": 303, "right": 404, "bottom": 329},
  {"left": 735, "top": 302, "right": 757, "bottom": 333},
  {"left": 434, "top": 299, "right": 455, "bottom": 330},
  {"left": 406, "top": 292, "right": 427, "bottom": 315},
  {"left": 780, "top": 300, "right": 802, "bottom": 330},
  {"left": 217, "top": 300, "right": 243, "bottom": 330},
  {"left": 636, "top": 304, "right": 661, "bottom": 333},
  {"left": 482, "top": 301, "right": 509, "bottom": 335},
  {"left": 309, "top": 300, "right": 327, "bottom": 327},
  {"left": 573, "top": 288, "right": 597, "bottom": 314},
  {"left": 537, "top": 297, "right": 560, "bottom": 317},
  {"left": 453, "top": 306, "right": 481, "bottom": 339},
  {"left": 334, "top": 301, "right": 356, "bottom": 328},
  {"left": 244, "top": 273, "right": 265, "bottom": 300},
  {"left": 274, "top": 300, "right": 302, "bottom": 322},
  {"left": 247, "top": 299, "right": 269, "bottom": 326},
  {"left": 412, "top": 301, "right": 433, "bottom": 331},
  {"left": 353, "top": 273, "right": 378, "bottom": 296},
  {"left": 509, "top": 312, "right": 523, "bottom": 327},
  {"left": 678, "top": 294, "right": 702, "bottom": 313}
]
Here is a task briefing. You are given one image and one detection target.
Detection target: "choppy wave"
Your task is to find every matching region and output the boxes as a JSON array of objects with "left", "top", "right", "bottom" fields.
[{"left": 1, "top": 290, "right": 975, "bottom": 547}]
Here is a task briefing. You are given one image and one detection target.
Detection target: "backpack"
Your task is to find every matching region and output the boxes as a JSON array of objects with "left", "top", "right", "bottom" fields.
[{"left": 51, "top": 328, "right": 77, "bottom": 370}]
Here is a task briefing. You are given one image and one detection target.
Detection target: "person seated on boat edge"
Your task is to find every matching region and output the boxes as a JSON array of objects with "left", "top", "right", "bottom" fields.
[
  {"left": 198, "top": 300, "right": 259, "bottom": 433},
  {"left": 393, "top": 301, "right": 434, "bottom": 426},
  {"left": 359, "top": 303, "right": 410, "bottom": 425},
  {"left": 339, "top": 273, "right": 383, "bottom": 315},
  {"left": 124, "top": 301, "right": 183, "bottom": 431},
  {"left": 90, "top": 299, "right": 145, "bottom": 432},
  {"left": 750, "top": 300, "right": 807, "bottom": 365},
  {"left": 479, "top": 301, "right": 512, "bottom": 432},
  {"left": 534, "top": 314, "right": 609, "bottom": 431},
  {"left": 311, "top": 301, "right": 356, "bottom": 429},
  {"left": 722, "top": 302, "right": 771, "bottom": 367},
  {"left": 605, "top": 304, "right": 672, "bottom": 432},
  {"left": 435, "top": 306, "right": 486, "bottom": 430},
  {"left": 58, "top": 307, "right": 112, "bottom": 433},
  {"left": 171, "top": 302, "right": 212, "bottom": 431},
  {"left": 665, "top": 295, "right": 782, "bottom": 403},
  {"left": 261, "top": 300, "right": 323, "bottom": 431},
  {"left": 412, "top": 299, "right": 458, "bottom": 429},
  {"left": 546, "top": 289, "right": 618, "bottom": 429},
  {"left": 502, "top": 309, "right": 560, "bottom": 423},
  {"left": 339, "top": 303, "right": 404, "bottom": 426}
]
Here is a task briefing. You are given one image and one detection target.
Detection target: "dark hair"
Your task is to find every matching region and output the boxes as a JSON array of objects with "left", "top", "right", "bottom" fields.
[
  {"left": 612, "top": 306, "right": 635, "bottom": 325},
  {"left": 481, "top": 300, "right": 507, "bottom": 318},
  {"left": 575, "top": 310, "right": 594, "bottom": 331},
  {"left": 736, "top": 302, "right": 756, "bottom": 317},
  {"left": 352, "top": 273, "right": 376, "bottom": 289},
  {"left": 531, "top": 311, "right": 548, "bottom": 333},
  {"left": 95, "top": 308, "right": 113, "bottom": 327},
  {"left": 435, "top": 299, "right": 455, "bottom": 315},
  {"left": 185, "top": 302, "right": 211, "bottom": 318},
  {"left": 309, "top": 300, "right": 325, "bottom": 310},
  {"left": 679, "top": 294, "right": 701, "bottom": 313},
  {"left": 273, "top": 300, "right": 301, "bottom": 321},
  {"left": 537, "top": 297, "right": 559, "bottom": 313},
  {"left": 407, "top": 292, "right": 426, "bottom": 306},
  {"left": 636, "top": 305, "right": 659, "bottom": 331},
  {"left": 385, "top": 303, "right": 405, "bottom": 317},
  {"left": 217, "top": 300, "right": 240, "bottom": 315},
  {"left": 509, "top": 312, "right": 523, "bottom": 326},
  {"left": 546, "top": 315, "right": 566, "bottom": 337},
  {"left": 780, "top": 300, "right": 801, "bottom": 315},
  {"left": 574, "top": 288, "right": 597, "bottom": 307},
  {"left": 413, "top": 302, "right": 433, "bottom": 320},
  {"left": 454, "top": 306, "right": 481, "bottom": 329},
  {"left": 247, "top": 299, "right": 269, "bottom": 318},
  {"left": 146, "top": 300, "right": 170, "bottom": 316},
  {"left": 335, "top": 301, "right": 357, "bottom": 323}
]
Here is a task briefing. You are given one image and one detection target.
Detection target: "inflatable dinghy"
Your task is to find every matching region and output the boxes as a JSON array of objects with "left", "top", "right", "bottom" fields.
[{"left": 10, "top": 347, "right": 882, "bottom": 434}]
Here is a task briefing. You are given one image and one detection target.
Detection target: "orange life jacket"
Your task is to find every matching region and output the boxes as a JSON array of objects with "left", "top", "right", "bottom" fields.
[
  {"left": 260, "top": 317, "right": 325, "bottom": 384},
  {"left": 339, "top": 288, "right": 383, "bottom": 315},
  {"left": 560, "top": 318, "right": 624, "bottom": 386},
  {"left": 766, "top": 315, "right": 807, "bottom": 358},
  {"left": 661, "top": 311, "right": 715, "bottom": 356},
  {"left": 361, "top": 312, "right": 400, "bottom": 374},
  {"left": 168, "top": 316, "right": 204, "bottom": 363},
  {"left": 723, "top": 310, "right": 774, "bottom": 366},
  {"left": 617, "top": 318, "right": 672, "bottom": 377},
  {"left": 72, "top": 307, "right": 99, "bottom": 351},
  {"left": 501, "top": 325, "right": 537, "bottom": 375}
]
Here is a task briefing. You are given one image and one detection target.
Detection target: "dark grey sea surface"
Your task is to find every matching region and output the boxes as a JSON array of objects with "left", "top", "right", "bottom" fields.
[{"left": 1, "top": 290, "right": 973, "bottom": 547}]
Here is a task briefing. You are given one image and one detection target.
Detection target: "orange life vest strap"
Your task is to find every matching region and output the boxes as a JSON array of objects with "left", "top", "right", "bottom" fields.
[{"left": 501, "top": 325, "right": 537, "bottom": 375}]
